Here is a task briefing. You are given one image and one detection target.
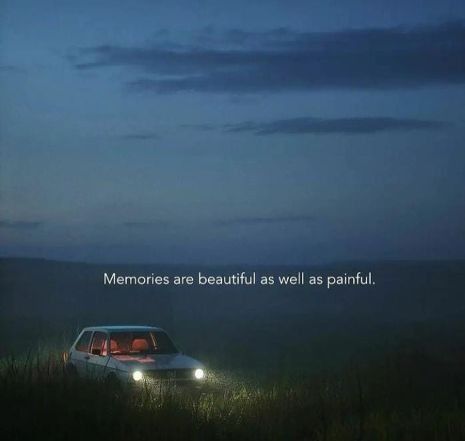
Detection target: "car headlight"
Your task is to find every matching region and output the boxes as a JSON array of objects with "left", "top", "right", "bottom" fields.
[
  {"left": 132, "top": 370, "right": 144, "bottom": 382},
  {"left": 194, "top": 368, "right": 205, "bottom": 380}
]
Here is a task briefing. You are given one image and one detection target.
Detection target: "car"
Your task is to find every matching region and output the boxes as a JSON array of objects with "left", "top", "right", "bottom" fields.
[{"left": 66, "top": 325, "right": 206, "bottom": 385}]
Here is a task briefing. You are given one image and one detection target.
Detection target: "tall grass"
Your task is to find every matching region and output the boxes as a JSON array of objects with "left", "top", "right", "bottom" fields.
[{"left": 1, "top": 347, "right": 465, "bottom": 440}]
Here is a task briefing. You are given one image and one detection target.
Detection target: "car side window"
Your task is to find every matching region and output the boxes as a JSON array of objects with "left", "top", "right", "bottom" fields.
[
  {"left": 75, "top": 331, "right": 92, "bottom": 352},
  {"left": 90, "top": 331, "right": 108, "bottom": 356}
]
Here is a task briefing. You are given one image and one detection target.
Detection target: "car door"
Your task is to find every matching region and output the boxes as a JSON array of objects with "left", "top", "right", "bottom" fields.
[
  {"left": 71, "top": 330, "right": 93, "bottom": 375},
  {"left": 86, "top": 331, "right": 110, "bottom": 379}
]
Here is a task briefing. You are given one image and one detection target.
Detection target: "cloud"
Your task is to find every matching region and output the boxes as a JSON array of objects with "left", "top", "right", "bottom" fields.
[
  {"left": 0, "top": 220, "right": 42, "bottom": 229},
  {"left": 0, "top": 65, "right": 26, "bottom": 74},
  {"left": 123, "top": 220, "right": 171, "bottom": 228},
  {"left": 72, "top": 21, "right": 465, "bottom": 94},
  {"left": 123, "top": 216, "right": 315, "bottom": 229},
  {"left": 181, "top": 123, "right": 217, "bottom": 131},
  {"left": 217, "top": 116, "right": 448, "bottom": 135},
  {"left": 121, "top": 132, "right": 159, "bottom": 141},
  {"left": 214, "top": 215, "right": 316, "bottom": 227},
  {"left": 120, "top": 133, "right": 159, "bottom": 141}
]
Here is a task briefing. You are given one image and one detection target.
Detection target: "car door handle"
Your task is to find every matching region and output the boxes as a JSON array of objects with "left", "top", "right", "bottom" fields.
[{"left": 84, "top": 355, "right": 90, "bottom": 360}]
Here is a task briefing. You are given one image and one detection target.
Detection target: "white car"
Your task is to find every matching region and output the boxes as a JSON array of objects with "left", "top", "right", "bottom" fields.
[{"left": 66, "top": 325, "right": 206, "bottom": 385}]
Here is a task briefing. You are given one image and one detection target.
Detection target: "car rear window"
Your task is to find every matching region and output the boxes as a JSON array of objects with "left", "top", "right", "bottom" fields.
[
  {"left": 90, "top": 331, "right": 108, "bottom": 356},
  {"left": 75, "top": 331, "right": 92, "bottom": 352}
]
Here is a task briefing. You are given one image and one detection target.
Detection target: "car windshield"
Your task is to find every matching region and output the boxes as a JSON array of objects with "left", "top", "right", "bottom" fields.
[{"left": 109, "top": 331, "right": 178, "bottom": 355}]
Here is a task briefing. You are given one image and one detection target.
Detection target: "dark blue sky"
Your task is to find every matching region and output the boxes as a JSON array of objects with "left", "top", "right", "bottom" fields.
[{"left": 1, "top": 0, "right": 465, "bottom": 264}]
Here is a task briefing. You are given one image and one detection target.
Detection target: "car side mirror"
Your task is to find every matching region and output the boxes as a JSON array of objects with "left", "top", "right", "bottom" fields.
[{"left": 91, "top": 348, "right": 102, "bottom": 356}]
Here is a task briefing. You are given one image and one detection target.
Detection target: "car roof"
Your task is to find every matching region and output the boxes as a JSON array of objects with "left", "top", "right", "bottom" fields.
[{"left": 82, "top": 325, "right": 164, "bottom": 333}]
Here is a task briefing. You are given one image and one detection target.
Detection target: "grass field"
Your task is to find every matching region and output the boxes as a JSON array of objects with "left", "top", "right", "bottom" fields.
[
  {"left": 2, "top": 259, "right": 465, "bottom": 440},
  {"left": 1, "top": 344, "right": 465, "bottom": 441}
]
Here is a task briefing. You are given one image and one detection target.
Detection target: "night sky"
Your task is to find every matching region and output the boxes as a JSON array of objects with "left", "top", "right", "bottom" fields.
[{"left": 1, "top": 0, "right": 465, "bottom": 264}]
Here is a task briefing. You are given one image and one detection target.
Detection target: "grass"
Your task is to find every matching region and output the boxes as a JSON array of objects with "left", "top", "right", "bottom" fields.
[
  {"left": 3, "top": 259, "right": 465, "bottom": 439},
  {"left": 1, "top": 347, "right": 465, "bottom": 441}
]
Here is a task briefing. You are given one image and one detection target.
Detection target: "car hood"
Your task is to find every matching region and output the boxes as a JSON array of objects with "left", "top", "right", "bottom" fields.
[{"left": 111, "top": 353, "right": 203, "bottom": 371}]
